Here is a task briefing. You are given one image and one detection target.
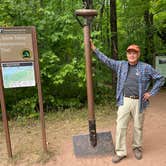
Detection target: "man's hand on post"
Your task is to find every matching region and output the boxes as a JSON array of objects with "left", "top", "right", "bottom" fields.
[{"left": 89, "top": 39, "right": 96, "bottom": 51}]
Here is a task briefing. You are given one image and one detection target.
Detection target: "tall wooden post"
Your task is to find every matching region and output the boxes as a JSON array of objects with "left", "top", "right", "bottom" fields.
[{"left": 0, "top": 64, "right": 12, "bottom": 158}]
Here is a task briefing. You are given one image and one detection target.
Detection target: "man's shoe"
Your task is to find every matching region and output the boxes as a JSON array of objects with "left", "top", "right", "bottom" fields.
[
  {"left": 112, "top": 154, "right": 126, "bottom": 163},
  {"left": 133, "top": 147, "right": 142, "bottom": 160}
]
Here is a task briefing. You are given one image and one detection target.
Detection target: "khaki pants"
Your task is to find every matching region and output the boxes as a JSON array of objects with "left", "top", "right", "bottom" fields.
[{"left": 115, "top": 97, "right": 144, "bottom": 156}]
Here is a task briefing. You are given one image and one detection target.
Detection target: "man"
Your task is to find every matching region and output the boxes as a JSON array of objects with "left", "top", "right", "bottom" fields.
[{"left": 90, "top": 40, "right": 165, "bottom": 163}]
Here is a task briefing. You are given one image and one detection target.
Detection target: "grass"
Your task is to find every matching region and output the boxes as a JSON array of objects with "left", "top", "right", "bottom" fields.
[{"left": 0, "top": 104, "right": 117, "bottom": 166}]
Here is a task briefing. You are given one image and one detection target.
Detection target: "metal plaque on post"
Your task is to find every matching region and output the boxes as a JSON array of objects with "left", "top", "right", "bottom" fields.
[{"left": 0, "top": 26, "right": 47, "bottom": 158}]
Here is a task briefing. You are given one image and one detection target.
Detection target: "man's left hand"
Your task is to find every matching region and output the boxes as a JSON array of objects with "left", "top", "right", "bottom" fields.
[{"left": 143, "top": 92, "right": 151, "bottom": 101}]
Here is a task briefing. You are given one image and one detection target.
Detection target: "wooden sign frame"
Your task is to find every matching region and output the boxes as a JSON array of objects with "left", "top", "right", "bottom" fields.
[{"left": 0, "top": 26, "right": 47, "bottom": 158}]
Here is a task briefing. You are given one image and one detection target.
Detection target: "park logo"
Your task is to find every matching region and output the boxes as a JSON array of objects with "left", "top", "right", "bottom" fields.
[{"left": 21, "top": 49, "right": 32, "bottom": 59}]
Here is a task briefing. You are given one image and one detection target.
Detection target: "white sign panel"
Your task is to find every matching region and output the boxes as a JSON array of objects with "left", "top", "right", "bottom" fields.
[
  {"left": 1, "top": 62, "right": 36, "bottom": 88},
  {"left": 155, "top": 56, "right": 166, "bottom": 78}
]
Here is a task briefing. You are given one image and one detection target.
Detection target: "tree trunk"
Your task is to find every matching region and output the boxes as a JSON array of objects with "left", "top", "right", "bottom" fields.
[
  {"left": 83, "top": 0, "right": 93, "bottom": 9},
  {"left": 40, "top": 0, "right": 43, "bottom": 8},
  {"left": 99, "top": 0, "right": 105, "bottom": 41},
  {"left": 144, "top": 9, "right": 155, "bottom": 66},
  {"left": 106, "top": 0, "right": 111, "bottom": 51},
  {"left": 110, "top": 0, "right": 118, "bottom": 90}
]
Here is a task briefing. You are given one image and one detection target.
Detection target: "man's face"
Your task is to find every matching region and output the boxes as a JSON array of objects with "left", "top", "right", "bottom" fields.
[{"left": 127, "top": 50, "right": 140, "bottom": 65}]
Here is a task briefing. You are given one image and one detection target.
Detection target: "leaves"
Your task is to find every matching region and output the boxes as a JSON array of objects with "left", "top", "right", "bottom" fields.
[{"left": 0, "top": 0, "right": 165, "bottom": 118}]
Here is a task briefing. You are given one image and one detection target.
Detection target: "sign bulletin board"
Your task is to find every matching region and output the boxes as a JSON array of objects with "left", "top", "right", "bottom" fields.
[
  {"left": 0, "top": 27, "right": 35, "bottom": 88},
  {"left": 0, "top": 27, "right": 47, "bottom": 158},
  {"left": 155, "top": 55, "right": 166, "bottom": 78}
]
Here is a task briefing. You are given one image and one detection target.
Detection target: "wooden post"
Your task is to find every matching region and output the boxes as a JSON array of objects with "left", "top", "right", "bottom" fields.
[
  {"left": 32, "top": 27, "right": 47, "bottom": 152},
  {"left": 0, "top": 65, "right": 12, "bottom": 158}
]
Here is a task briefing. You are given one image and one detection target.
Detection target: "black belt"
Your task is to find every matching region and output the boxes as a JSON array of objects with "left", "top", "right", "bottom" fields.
[{"left": 124, "top": 95, "right": 139, "bottom": 99}]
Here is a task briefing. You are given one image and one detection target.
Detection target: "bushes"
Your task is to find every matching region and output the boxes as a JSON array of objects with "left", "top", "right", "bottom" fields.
[{"left": 8, "top": 97, "right": 38, "bottom": 119}]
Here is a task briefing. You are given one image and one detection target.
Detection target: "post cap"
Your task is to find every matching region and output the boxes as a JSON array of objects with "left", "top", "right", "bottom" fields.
[{"left": 75, "top": 9, "right": 97, "bottom": 17}]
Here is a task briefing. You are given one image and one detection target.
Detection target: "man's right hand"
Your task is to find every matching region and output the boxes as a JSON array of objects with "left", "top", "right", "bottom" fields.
[{"left": 89, "top": 39, "right": 96, "bottom": 51}]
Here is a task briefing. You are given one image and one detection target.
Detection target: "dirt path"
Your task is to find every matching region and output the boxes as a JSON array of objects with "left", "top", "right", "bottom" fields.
[
  {"left": 1, "top": 91, "right": 166, "bottom": 166},
  {"left": 44, "top": 90, "right": 166, "bottom": 166}
]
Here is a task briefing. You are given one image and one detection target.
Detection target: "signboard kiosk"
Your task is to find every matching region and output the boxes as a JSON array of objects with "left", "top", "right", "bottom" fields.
[{"left": 0, "top": 27, "right": 47, "bottom": 157}]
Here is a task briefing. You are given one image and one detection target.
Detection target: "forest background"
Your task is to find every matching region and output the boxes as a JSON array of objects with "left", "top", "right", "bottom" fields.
[{"left": 0, "top": 0, "right": 165, "bottom": 119}]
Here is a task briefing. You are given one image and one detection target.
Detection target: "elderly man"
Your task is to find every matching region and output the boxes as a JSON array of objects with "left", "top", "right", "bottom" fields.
[{"left": 90, "top": 40, "right": 165, "bottom": 163}]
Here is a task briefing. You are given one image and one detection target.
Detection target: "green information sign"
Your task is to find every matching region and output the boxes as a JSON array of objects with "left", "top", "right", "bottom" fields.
[
  {"left": 155, "top": 56, "right": 166, "bottom": 78},
  {"left": 1, "top": 62, "right": 35, "bottom": 88}
]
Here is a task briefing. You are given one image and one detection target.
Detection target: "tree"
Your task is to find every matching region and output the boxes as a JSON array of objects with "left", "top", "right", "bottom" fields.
[
  {"left": 144, "top": 7, "right": 155, "bottom": 65},
  {"left": 83, "top": 0, "right": 93, "bottom": 8},
  {"left": 110, "top": 0, "right": 118, "bottom": 89},
  {"left": 0, "top": 0, "right": 165, "bottom": 118}
]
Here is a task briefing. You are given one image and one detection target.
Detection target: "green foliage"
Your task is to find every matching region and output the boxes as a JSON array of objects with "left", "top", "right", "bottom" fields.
[
  {"left": 10, "top": 97, "right": 38, "bottom": 119},
  {"left": 0, "top": 0, "right": 165, "bottom": 119}
]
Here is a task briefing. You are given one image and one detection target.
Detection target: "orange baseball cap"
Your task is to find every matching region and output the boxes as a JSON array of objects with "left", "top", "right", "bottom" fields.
[{"left": 127, "top": 44, "right": 140, "bottom": 52}]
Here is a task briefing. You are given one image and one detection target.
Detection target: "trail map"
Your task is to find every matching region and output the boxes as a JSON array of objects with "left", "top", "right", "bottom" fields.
[{"left": 1, "top": 62, "right": 35, "bottom": 88}]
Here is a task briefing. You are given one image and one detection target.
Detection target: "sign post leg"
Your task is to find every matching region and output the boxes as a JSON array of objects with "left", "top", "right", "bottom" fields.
[
  {"left": 0, "top": 66, "right": 12, "bottom": 158},
  {"left": 32, "top": 27, "right": 47, "bottom": 152}
]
